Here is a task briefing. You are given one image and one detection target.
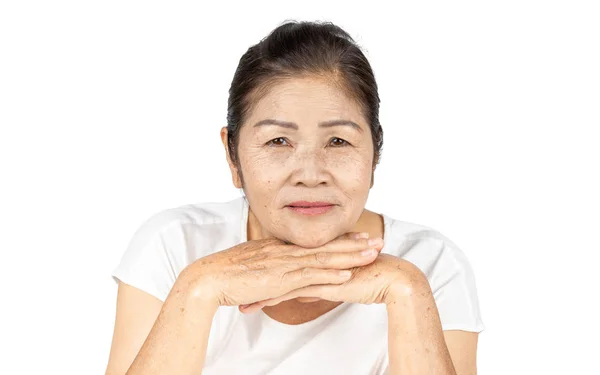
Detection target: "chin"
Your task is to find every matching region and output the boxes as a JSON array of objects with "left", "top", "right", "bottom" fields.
[{"left": 285, "top": 231, "right": 337, "bottom": 249}]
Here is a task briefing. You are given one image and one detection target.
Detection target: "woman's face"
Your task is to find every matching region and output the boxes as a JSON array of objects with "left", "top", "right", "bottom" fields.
[{"left": 223, "top": 76, "right": 375, "bottom": 248}]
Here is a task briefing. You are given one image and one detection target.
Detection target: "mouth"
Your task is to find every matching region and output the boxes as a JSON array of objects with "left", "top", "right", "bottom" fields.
[{"left": 286, "top": 201, "right": 336, "bottom": 216}]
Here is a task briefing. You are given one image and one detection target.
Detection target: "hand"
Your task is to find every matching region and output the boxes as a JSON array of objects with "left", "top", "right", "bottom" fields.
[
  {"left": 239, "top": 252, "right": 424, "bottom": 313},
  {"left": 181, "top": 232, "right": 386, "bottom": 308}
]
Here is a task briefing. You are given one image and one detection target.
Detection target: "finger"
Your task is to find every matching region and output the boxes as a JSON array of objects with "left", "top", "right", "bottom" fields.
[
  {"left": 239, "top": 288, "right": 324, "bottom": 314},
  {"left": 282, "top": 267, "right": 353, "bottom": 290},
  {"left": 293, "top": 235, "right": 384, "bottom": 258},
  {"left": 241, "top": 293, "right": 328, "bottom": 313},
  {"left": 296, "top": 297, "right": 321, "bottom": 303},
  {"left": 240, "top": 302, "right": 264, "bottom": 314},
  {"left": 240, "top": 285, "right": 336, "bottom": 313},
  {"left": 261, "top": 284, "right": 341, "bottom": 307},
  {"left": 328, "top": 233, "right": 383, "bottom": 250},
  {"left": 337, "top": 231, "right": 370, "bottom": 241},
  {"left": 268, "top": 232, "right": 364, "bottom": 251},
  {"left": 292, "top": 247, "right": 380, "bottom": 270},
  {"left": 239, "top": 302, "right": 263, "bottom": 314}
]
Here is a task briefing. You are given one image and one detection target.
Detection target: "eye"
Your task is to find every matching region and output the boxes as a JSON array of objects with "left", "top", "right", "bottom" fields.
[
  {"left": 329, "top": 137, "right": 350, "bottom": 147},
  {"left": 266, "top": 137, "right": 289, "bottom": 147}
]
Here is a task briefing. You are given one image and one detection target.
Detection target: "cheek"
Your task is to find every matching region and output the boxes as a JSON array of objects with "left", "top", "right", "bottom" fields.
[
  {"left": 241, "top": 146, "right": 373, "bottom": 189},
  {"left": 328, "top": 152, "right": 372, "bottom": 179},
  {"left": 240, "top": 151, "right": 283, "bottom": 187}
]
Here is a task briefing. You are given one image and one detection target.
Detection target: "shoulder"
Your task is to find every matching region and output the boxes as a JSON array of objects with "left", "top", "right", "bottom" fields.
[
  {"left": 111, "top": 197, "right": 247, "bottom": 301},
  {"left": 135, "top": 197, "right": 245, "bottom": 232},
  {"left": 129, "top": 196, "right": 246, "bottom": 249},
  {"left": 382, "top": 214, "right": 485, "bottom": 332},
  {"left": 383, "top": 215, "right": 473, "bottom": 278}
]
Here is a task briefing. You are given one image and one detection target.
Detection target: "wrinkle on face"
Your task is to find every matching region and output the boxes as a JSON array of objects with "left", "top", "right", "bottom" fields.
[{"left": 231, "top": 76, "right": 375, "bottom": 248}]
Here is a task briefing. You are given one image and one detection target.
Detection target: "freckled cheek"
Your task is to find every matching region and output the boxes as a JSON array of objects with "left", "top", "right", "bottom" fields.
[
  {"left": 242, "top": 150, "right": 371, "bottom": 185},
  {"left": 329, "top": 155, "right": 372, "bottom": 179},
  {"left": 242, "top": 155, "right": 284, "bottom": 188},
  {"left": 253, "top": 171, "right": 282, "bottom": 189},
  {"left": 246, "top": 151, "right": 291, "bottom": 172}
]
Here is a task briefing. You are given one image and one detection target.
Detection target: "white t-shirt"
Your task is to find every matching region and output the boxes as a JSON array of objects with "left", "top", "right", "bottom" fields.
[{"left": 111, "top": 197, "right": 485, "bottom": 374}]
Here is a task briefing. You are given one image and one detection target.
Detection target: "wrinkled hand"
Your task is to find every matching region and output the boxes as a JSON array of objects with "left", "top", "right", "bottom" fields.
[
  {"left": 240, "top": 252, "right": 423, "bottom": 313},
  {"left": 182, "top": 231, "right": 386, "bottom": 308}
]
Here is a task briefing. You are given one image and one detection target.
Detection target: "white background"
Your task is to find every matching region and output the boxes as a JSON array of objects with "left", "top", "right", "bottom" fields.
[{"left": 1, "top": 1, "right": 598, "bottom": 374}]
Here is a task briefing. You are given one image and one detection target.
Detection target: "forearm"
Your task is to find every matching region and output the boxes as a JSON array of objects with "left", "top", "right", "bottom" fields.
[
  {"left": 126, "top": 276, "right": 218, "bottom": 375},
  {"left": 386, "top": 283, "right": 456, "bottom": 375}
]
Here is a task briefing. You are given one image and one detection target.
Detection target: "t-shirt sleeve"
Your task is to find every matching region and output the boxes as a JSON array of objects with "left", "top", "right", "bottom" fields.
[
  {"left": 427, "top": 239, "right": 486, "bottom": 333},
  {"left": 111, "top": 210, "right": 189, "bottom": 302}
]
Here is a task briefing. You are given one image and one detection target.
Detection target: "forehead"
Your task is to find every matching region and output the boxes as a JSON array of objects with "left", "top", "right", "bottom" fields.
[{"left": 246, "top": 77, "right": 365, "bottom": 124}]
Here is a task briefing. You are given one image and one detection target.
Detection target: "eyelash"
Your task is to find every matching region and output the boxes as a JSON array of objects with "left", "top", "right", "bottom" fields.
[{"left": 266, "top": 137, "right": 350, "bottom": 148}]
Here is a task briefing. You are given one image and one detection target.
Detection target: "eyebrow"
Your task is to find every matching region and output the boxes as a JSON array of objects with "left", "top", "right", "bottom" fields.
[{"left": 253, "top": 119, "right": 363, "bottom": 132}]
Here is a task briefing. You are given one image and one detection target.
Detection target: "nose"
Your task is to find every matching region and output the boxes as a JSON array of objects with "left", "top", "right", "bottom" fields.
[{"left": 288, "top": 147, "right": 331, "bottom": 188}]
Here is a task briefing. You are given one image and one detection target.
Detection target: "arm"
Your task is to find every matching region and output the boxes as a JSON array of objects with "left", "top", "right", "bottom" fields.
[
  {"left": 386, "top": 266, "right": 478, "bottom": 375},
  {"left": 107, "top": 233, "right": 380, "bottom": 374},
  {"left": 105, "top": 281, "right": 163, "bottom": 375},
  {"left": 105, "top": 269, "right": 218, "bottom": 375},
  {"left": 443, "top": 331, "right": 479, "bottom": 375}
]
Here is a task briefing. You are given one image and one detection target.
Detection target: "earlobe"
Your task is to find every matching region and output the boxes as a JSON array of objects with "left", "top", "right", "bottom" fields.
[{"left": 232, "top": 169, "right": 243, "bottom": 189}]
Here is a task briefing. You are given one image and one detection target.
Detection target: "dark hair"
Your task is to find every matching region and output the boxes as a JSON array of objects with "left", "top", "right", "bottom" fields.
[{"left": 226, "top": 20, "right": 383, "bottom": 186}]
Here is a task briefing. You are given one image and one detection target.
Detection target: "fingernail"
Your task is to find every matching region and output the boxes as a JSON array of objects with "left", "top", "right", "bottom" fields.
[
  {"left": 354, "top": 232, "right": 369, "bottom": 240},
  {"left": 361, "top": 248, "right": 377, "bottom": 256},
  {"left": 368, "top": 237, "right": 383, "bottom": 246}
]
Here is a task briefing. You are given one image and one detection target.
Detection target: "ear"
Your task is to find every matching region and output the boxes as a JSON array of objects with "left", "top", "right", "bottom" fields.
[
  {"left": 369, "top": 165, "right": 375, "bottom": 189},
  {"left": 220, "top": 127, "right": 243, "bottom": 189}
]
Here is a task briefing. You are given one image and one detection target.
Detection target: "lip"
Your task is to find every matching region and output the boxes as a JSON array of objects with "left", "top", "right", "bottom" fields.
[
  {"left": 286, "top": 201, "right": 336, "bottom": 216},
  {"left": 287, "top": 201, "right": 334, "bottom": 207}
]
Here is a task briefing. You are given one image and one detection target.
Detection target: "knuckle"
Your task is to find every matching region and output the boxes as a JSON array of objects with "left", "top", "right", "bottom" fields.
[
  {"left": 314, "top": 251, "right": 331, "bottom": 264},
  {"left": 352, "top": 237, "right": 367, "bottom": 247},
  {"left": 291, "top": 247, "right": 309, "bottom": 257},
  {"left": 278, "top": 253, "right": 294, "bottom": 262},
  {"left": 300, "top": 267, "right": 313, "bottom": 279},
  {"left": 279, "top": 270, "right": 291, "bottom": 283},
  {"left": 277, "top": 254, "right": 300, "bottom": 268}
]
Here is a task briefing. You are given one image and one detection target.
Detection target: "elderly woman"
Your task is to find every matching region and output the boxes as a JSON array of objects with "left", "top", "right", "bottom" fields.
[{"left": 106, "top": 20, "right": 484, "bottom": 375}]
